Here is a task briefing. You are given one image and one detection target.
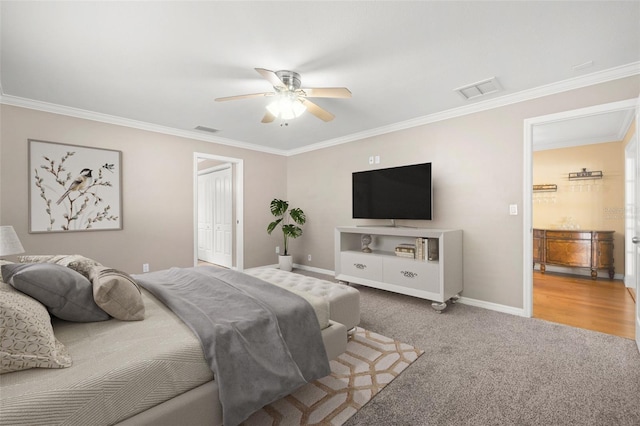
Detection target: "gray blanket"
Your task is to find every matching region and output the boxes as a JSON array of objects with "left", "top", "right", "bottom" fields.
[{"left": 133, "top": 266, "right": 330, "bottom": 426}]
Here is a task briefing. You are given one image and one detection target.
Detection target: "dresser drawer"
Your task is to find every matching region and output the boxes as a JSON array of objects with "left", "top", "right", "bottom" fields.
[
  {"left": 383, "top": 257, "right": 440, "bottom": 293},
  {"left": 545, "top": 231, "right": 591, "bottom": 240},
  {"left": 340, "top": 252, "right": 383, "bottom": 281}
]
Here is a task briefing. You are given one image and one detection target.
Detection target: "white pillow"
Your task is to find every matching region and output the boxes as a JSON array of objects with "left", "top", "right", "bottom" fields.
[{"left": 0, "top": 282, "right": 72, "bottom": 374}]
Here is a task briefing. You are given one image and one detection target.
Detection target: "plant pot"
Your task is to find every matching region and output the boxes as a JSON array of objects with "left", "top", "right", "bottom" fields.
[{"left": 278, "top": 255, "right": 293, "bottom": 272}]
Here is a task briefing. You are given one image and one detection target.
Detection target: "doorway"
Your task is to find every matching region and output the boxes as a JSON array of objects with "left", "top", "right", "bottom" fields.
[
  {"left": 198, "top": 164, "right": 233, "bottom": 268},
  {"left": 193, "top": 153, "right": 244, "bottom": 270},
  {"left": 523, "top": 98, "right": 639, "bottom": 322}
]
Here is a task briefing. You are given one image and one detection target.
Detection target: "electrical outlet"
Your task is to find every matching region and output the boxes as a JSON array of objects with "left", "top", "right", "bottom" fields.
[
  {"left": 276, "top": 246, "right": 280, "bottom": 254},
  {"left": 142, "top": 263, "right": 149, "bottom": 273},
  {"left": 375, "top": 155, "right": 380, "bottom": 164},
  {"left": 308, "top": 254, "right": 312, "bottom": 261},
  {"left": 509, "top": 204, "right": 518, "bottom": 216}
]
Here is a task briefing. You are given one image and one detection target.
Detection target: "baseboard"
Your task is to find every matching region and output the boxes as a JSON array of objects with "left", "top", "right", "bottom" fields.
[
  {"left": 245, "top": 264, "right": 336, "bottom": 277},
  {"left": 537, "top": 265, "right": 623, "bottom": 281},
  {"left": 457, "top": 297, "right": 526, "bottom": 317},
  {"left": 292, "top": 264, "right": 335, "bottom": 276},
  {"left": 247, "top": 264, "right": 527, "bottom": 317}
]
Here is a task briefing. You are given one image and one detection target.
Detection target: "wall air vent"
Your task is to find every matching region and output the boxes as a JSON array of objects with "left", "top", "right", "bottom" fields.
[
  {"left": 194, "top": 125, "right": 220, "bottom": 133},
  {"left": 454, "top": 77, "right": 502, "bottom": 100}
]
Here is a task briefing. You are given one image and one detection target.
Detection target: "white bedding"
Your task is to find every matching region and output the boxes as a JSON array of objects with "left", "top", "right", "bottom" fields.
[
  {"left": 0, "top": 289, "right": 213, "bottom": 426},
  {"left": 0, "top": 271, "right": 339, "bottom": 426}
]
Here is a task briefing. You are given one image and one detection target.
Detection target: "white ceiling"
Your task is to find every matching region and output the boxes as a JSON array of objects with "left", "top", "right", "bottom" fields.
[{"left": 1, "top": 1, "right": 639, "bottom": 154}]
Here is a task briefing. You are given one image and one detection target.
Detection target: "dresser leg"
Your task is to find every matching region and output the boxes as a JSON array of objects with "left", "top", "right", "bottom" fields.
[
  {"left": 591, "top": 269, "right": 598, "bottom": 279},
  {"left": 608, "top": 269, "right": 615, "bottom": 279},
  {"left": 540, "top": 264, "right": 546, "bottom": 274}
]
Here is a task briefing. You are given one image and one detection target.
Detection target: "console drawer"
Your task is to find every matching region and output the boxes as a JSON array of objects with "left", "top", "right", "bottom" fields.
[
  {"left": 383, "top": 257, "right": 440, "bottom": 293},
  {"left": 340, "top": 252, "right": 383, "bottom": 281}
]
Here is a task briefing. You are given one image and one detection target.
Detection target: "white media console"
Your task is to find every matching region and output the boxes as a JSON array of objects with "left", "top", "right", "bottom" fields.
[{"left": 335, "top": 226, "right": 463, "bottom": 312}]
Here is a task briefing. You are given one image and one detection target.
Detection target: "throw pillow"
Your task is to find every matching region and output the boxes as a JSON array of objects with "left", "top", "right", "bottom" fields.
[
  {"left": 1, "top": 263, "right": 110, "bottom": 322},
  {"left": 0, "top": 282, "right": 72, "bottom": 374},
  {"left": 90, "top": 266, "right": 145, "bottom": 321},
  {"left": 0, "top": 260, "right": 13, "bottom": 282},
  {"left": 19, "top": 254, "right": 102, "bottom": 280}
]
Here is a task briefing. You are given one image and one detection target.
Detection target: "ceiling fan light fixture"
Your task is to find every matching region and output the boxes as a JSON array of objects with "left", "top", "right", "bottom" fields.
[{"left": 266, "top": 95, "right": 307, "bottom": 120}]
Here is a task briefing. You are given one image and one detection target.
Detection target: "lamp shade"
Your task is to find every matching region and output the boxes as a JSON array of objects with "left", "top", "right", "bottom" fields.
[{"left": 0, "top": 226, "right": 25, "bottom": 257}]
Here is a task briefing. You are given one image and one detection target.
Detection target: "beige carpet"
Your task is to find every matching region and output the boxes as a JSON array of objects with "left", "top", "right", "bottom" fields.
[{"left": 243, "top": 327, "right": 423, "bottom": 425}]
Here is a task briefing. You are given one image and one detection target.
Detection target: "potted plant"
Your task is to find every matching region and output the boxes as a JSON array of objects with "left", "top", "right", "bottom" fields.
[{"left": 267, "top": 198, "right": 306, "bottom": 271}]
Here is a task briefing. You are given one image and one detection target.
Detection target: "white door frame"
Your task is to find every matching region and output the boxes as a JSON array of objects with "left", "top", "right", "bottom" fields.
[
  {"left": 634, "top": 98, "right": 640, "bottom": 352},
  {"left": 523, "top": 98, "right": 638, "bottom": 317},
  {"left": 193, "top": 153, "right": 244, "bottom": 271},
  {"left": 625, "top": 136, "right": 638, "bottom": 289}
]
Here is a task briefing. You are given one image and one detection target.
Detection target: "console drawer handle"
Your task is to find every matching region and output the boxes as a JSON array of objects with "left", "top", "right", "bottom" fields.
[
  {"left": 354, "top": 263, "right": 367, "bottom": 270},
  {"left": 401, "top": 271, "right": 418, "bottom": 279}
]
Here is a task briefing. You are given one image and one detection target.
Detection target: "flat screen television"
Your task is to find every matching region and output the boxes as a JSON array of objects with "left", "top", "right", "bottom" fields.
[{"left": 352, "top": 162, "right": 432, "bottom": 220}]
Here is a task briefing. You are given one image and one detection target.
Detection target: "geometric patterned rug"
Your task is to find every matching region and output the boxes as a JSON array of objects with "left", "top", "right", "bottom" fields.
[{"left": 242, "top": 328, "right": 424, "bottom": 425}]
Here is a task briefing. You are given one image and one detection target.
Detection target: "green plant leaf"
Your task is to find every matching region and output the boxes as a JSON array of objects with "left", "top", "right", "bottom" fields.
[
  {"left": 270, "top": 199, "right": 288, "bottom": 217},
  {"left": 283, "top": 224, "right": 303, "bottom": 239},
  {"left": 289, "top": 208, "right": 306, "bottom": 225},
  {"left": 267, "top": 218, "right": 282, "bottom": 234}
]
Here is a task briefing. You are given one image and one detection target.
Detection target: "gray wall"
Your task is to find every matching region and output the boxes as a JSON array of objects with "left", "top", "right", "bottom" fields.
[
  {"left": 0, "top": 105, "right": 287, "bottom": 273},
  {"left": 1, "top": 75, "right": 638, "bottom": 310},
  {"left": 287, "top": 76, "right": 640, "bottom": 309}
]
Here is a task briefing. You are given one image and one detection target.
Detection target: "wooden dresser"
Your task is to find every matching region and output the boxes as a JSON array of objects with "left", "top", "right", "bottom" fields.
[{"left": 533, "top": 229, "right": 615, "bottom": 279}]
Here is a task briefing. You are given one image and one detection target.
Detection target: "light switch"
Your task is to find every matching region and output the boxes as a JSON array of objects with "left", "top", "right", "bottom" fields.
[
  {"left": 509, "top": 204, "right": 518, "bottom": 215},
  {"left": 375, "top": 155, "right": 380, "bottom": 164},
  {"left": 369, "top": 156, "right": 374, "bottom": 165}
]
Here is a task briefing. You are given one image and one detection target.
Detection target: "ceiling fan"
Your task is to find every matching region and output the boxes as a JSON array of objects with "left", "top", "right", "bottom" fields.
[{"left": 215, "top": 68, "right": 351, "bottom": 123}]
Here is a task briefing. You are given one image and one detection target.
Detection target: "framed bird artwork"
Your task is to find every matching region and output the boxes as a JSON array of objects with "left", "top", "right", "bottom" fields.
[{"left": 28, "top": 139, "right": 122, "bottom": 233}]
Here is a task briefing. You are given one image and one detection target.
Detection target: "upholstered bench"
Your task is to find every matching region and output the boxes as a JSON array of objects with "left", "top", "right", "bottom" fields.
[{"left": 246, "top": 268, "right": 360, "bottom": 332}]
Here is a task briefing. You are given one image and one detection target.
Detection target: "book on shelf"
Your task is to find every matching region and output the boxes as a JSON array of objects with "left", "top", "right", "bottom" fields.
[
  {"left": 395, "top": 251, "right": 416, "bottom": 258},
  {"left": 415, "top": 237, "right": 425, "bottom": 260},
  {"left": 395, "top": 244, "right": 416, "bottom": 259}
]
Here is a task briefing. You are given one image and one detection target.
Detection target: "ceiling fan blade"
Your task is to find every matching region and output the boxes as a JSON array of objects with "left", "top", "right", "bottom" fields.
[
  {"left": 255, "top": 68, "right": 287, "bottom": 90},
  {"left": 300, "top": 87, "right": 352, "bottom": 98},
  {"left": 301, "top": 99, "right": 335, "bottom": 122},
  {"left": 215, "top": 92, "right": 273, "bottom": 102},
  {"left": 261, "top": 110, "right": 276, "bottom": 123}
]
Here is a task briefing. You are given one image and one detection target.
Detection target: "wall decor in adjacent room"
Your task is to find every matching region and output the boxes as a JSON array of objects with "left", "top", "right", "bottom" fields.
[{"left": 28, "top": 139, "right": 122, "bottom": 233}]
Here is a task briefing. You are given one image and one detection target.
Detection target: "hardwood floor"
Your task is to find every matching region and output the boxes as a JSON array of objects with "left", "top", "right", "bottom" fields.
[{"left": 533, "top": 271, "right": 636, "bottom": 339}]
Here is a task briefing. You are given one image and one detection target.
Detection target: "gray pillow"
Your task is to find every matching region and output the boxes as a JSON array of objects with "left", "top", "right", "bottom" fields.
[{"left": 1, "top": 263, "right": 110, "bottom": 322}]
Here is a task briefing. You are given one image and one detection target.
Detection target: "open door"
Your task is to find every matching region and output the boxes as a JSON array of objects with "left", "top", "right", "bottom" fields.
[{"left": 194, "top": 153, "right": 244, "bottom": 271}]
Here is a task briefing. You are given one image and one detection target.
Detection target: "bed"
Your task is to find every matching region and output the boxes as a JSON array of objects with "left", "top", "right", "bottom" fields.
[{"left": 0, "top": 257, "right": 356, "bottom": 426}]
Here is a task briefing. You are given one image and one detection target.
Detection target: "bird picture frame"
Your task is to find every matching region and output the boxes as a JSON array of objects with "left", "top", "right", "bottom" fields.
[{"left": 28, "top": 139, "right": 122, "bottom": 233}]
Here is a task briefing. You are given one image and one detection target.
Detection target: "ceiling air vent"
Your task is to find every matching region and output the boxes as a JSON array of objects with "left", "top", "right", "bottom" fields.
[
  {"left": 194, "top": 125, "right": 220, "bottom": 133},
  {"left": 454, "top": 77, "right": 502, "bottom": 100}
]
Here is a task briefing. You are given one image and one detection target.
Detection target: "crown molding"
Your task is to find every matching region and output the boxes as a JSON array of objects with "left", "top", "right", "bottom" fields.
[
  {"left": 2, "top": 62, "right": 638, "bottom": 158},
  {"left": 0, "top": 94, "right": 288, "bottom": 156},
  {"left": 286, "top": 61, "right": 640, "bottom": 156}
]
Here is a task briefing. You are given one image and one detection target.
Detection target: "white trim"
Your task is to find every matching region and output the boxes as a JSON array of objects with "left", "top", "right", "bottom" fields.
[
  {"left": 292, "top": 264, "right": 335, "bottom": 276},
  {"left": 198, "top": 163, "right": 232, "bottom": 176},
  {"left": 523, "top": 98, "right": 639, "bottom": 318},
  {"left": 2, "top": 62, "right": 638, "bottom": 157},
  {"left": 0, "top": 94, "right": 288, "bottom": 156},
  {"left": 537, "top": 265, "right": 624, "bottom": 281},
  {"left": 245, "top": 264, "right": 336, "bottom": 277},
  {"left": 457, "top": 297, "right": 526, "bottom": 317},
  {"left": 287, "top": 62, "right": 640, "bottom": 156},
  {"left": 193, "top": 153, "right": 244, "bottom": 271},
  {"left": 523, "top": 113, "right": 534, "bottom": 318}
]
